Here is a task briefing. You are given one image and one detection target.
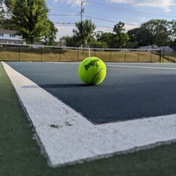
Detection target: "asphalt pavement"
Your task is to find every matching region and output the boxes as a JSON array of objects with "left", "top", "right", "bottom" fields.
[{"left": 7, "top": 62, "right": 176, "bottom": 124}]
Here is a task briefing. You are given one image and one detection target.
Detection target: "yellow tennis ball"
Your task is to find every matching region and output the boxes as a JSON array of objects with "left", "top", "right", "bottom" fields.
[{"left": 78, "top": 57, "right": 107, "bottom": 85}]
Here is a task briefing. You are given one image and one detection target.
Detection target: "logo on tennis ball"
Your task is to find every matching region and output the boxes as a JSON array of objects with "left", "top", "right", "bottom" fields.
[{"left": 84, "top": 59, "right": 99, "bottom": 70}]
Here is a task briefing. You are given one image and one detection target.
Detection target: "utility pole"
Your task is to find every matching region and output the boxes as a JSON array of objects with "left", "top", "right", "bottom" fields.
[
  {"left": 80, "top": 1, "right": 84, "bottom": 48},
  {"left": 80, "top": 1, "right": 84, "bottom": 24}
]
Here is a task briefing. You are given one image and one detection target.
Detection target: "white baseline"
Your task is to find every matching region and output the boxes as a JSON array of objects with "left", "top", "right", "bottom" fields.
[
  {"left": 107, "top": 64, "right": 176, "bottom": 70},
  {"left": 2, "top": 62, "right": 176, "bottom": 167}
]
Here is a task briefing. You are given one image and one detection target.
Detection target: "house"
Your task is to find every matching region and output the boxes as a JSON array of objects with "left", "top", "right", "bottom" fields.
[
  {"left": 160, "top": 46, "right": 174, "bottom": 54},
  {"left": 139, "top": 45, "right": 160, "bottom": 50},
  {"left": 0, "top": 29, "right": 26, "bottom": 44}
]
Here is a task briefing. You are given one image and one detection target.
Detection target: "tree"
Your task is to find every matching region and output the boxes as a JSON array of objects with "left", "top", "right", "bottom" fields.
[
  {"left": 0, "top": 2, "right": 5, "bottom": 29},
  {"left": 43, "top": 20, "right": 58, "bottom": 45},
  {"left": 169, "top": 20, "right": 176, "bottom": 41},
  {"left": 64, "top": 35, "right": 82, "bottom": 47},
  {"left": 96, "top": 31, "right": 113, "bottom": 48},
  {"left": 111, "top": 21, "right": 129, "bottom": 48},
  {"left": 90, "top": 41, "right": 108, "bottom": 48},
  {"left": 141, "top": 19, "right": 171, "bottom": 46},
  {"left": 73, "top": 19, "right": 95, "bottom": 46},
  {"left": 11, "top": 0, "right": 52, "bottom": 44},
  {"left": 0, "top": 0, "right": 17, "bottom": 29},
  {"left": 3, "top": 0, "right": 16, "bottom": 12},
  {"left": 128, "top": 27, "right": 153, "bottom": 46}
]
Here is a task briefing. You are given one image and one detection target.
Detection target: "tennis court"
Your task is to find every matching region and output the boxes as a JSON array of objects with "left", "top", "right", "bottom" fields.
[{"left": 2, "top": 61, "right": 176, "bottom": 170}]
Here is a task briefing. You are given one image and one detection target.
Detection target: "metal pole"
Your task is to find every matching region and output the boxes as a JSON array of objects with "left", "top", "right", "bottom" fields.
[
  {"left": 19, "top": 46, "right": 21, "bottom": 61},
  {"left": 159, "top": 50, "right": 162, "bottom": 63},
  {"left": 124, "top": 50, "right": 127, "bottom": 62},
  {"left": 88, "top": 48, "right": 91, "bottom": 57},
  {"left": 138, "top": 51, "right": 140, "bottom": 62},
  {"left": 41, "top": 47, "right": 43, "bottom": 61},
  {"left": 80, "top": 1, "right": 84, "bottom": 49},
  {"left": 110, "top": 50, "right": 112, "bottom": 62}
]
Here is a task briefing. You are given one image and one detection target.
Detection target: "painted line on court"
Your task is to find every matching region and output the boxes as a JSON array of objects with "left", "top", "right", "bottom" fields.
[
  {"left": 2, "top": 61, "right": 176, "bottom": 167},
  {"left": 107, "top": 64, "right": 176, "bottom": 70}
]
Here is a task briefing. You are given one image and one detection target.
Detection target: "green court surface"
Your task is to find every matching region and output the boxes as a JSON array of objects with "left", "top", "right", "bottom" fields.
[{"left": 0, "top": 62, "right": 176, "bottom": 176}]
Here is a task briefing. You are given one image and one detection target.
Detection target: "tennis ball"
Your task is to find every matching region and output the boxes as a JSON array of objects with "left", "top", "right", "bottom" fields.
[{"left": 78, "top": 57, "right": 107, "bottom": 85}]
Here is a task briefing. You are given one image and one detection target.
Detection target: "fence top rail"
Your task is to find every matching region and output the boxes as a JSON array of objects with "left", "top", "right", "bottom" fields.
[{"left": 0, "top": 43, "right": 161, "bottom": 52}]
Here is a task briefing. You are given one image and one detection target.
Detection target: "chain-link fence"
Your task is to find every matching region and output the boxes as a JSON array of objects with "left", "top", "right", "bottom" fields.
[
  {"left": 0, "top": 43, "right": 162, "bottom": 62},
  {"left": 161, "top": 49, "right": 176, "bottom": 63}
]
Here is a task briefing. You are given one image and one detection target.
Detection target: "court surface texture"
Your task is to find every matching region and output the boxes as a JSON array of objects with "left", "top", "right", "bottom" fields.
[{"left": 3, "top": 62, "right": 176, "bottom": 167}]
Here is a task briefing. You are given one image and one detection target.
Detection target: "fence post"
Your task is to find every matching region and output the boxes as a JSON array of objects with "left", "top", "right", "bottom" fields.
[
  {"left": 41, "top": 47, "right": 43, "bottom": 61},
  {"left": 162, "top": 48, "right": 165, "bottom": 63},
  {"left": 159, "top": 50, "right": 162, "bottom": 63},
  {"left": 94, "top": 50, "right": 96, "bottom": 56},
  {"left": 150, "top": 51, "right": 152, "bottom": 62},
  {"left": 124, "top": 50, "right": 127, "bottom": 62},
  {"left": 19, "top": 46, "right": 21, "bottom": 61},
  {"left": 110, "top": 50, "right": 112, "bottom": 62},
  {"left": 78, "top": 48, "right": 79, "bottom": 61},
  {"left": 138, "top": 51, "right": 140, "bottom": 62},
  {"left": 60, "top": 48, "right": 62, "bottom": 62}
]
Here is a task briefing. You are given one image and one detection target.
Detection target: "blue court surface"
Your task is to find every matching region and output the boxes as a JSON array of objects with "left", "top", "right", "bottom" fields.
[{"left": 7, "top": 62, "right": 176, "bottom": 124}]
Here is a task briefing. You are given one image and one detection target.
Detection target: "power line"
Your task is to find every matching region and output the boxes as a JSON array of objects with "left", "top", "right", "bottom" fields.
[
  {"left": 48, "top": 13, "right": 79, "bottom": 16},
  {"left": 83, "top": 15, "right": 139, "bottom": 27},
  {"left": 46, "top": 0, "right": 175, "bottom": 31},
  {"left": 54, "top": 23, "right": 113, "bottom": 33},
  {"left": 86, "top": 0, "right": 176, "bottom": 18},
  {"left": 49, "top": 13, "right": 139, "bottom": 26},
  {"left": 54, "top": 22, "right": 75, "bottom": 25},
  {"left": 54, "top": 22, "right": 137, "bottom": 33}
]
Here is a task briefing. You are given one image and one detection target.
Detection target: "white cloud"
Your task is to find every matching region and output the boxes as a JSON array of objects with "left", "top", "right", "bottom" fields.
[
  {"left": 140, "top": 17, "right": 146, "bottom": 22},
  {"left": 125, "top": 23, "right": 139, "bottom": 31},
  {"left": 107, "top": 0, "right": 174, "bottom": 12},
  {"left": 55, "top": 25, "right": 74, "bottom": 40},
  {"left": 53, "top": 0, "right": 83, "bottom": 6}
]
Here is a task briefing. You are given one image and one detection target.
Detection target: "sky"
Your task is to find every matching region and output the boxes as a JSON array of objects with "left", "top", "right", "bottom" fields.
[{"left": 45, "top": 0, "right": 176, "bottom": 40}]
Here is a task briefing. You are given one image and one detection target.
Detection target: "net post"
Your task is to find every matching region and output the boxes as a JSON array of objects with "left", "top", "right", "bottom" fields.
[{"left": 88, "top": 48, "right": 91, "bottom": 57}]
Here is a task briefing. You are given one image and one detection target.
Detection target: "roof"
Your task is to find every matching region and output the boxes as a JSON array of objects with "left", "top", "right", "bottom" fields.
[
  {"left": 0, "top": 38, "right": 25, "bottom": 42},
  {"left": 139, "top": 45, "right": 159, "bottom": 50},
  {"left": 160, "top": 46, "right": 173, "bottom": 51},
  {"left": 0, "top": 30, "right": 18, "bottom": 34}
]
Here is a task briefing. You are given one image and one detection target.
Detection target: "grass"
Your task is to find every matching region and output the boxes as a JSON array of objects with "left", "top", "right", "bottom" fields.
[
  {"left": 0, "top": 47, "right": 162, "bottom": 62},
  {"left": 1, "top": 62, "right": 176, "bottom": 176}
]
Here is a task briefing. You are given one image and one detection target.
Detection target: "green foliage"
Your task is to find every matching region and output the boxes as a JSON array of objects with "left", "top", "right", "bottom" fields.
[
  {"left": 0, "top": 9, "right": 5, "bottom": 29},
  {"left": 111, "top": 21, "right": 129, "bottom": 48},
  {"left": 11, "top": 0, "right": 51, "bottom": 44},
  {"left": 96, "top": 31, "right": 113, "bottom": 48},
  {"left": 128, "top": 27, "right": 153, "bottom": 46},
  {"left": 64, "top": 35, "right": 81, "bottom": 47},
  {"left": 128, "top": 19, "right": 173, "bottom": 47},
  {"left": 73, "top": 19, "right": 96, "bottom": 46},
  {"left": 4, "top": 0, "right": 16, "bottom": 12},
  {"left": 43, "top": 20, "right": 58, "bottom": 45},
  {"left": 95, "top": 22, "right": 129, "bottom": 48},
  {"left": 141, "top": 19, "right": 171, "bottom": 46},
  {"left": 125, "top": 41, "right": 139, "bottom": 48},
  {"left": 1, "top": 0, "right": 58, "bottom": 44},
  {"left": 90, "top": 41, "right": 108, "bottom": 48}
]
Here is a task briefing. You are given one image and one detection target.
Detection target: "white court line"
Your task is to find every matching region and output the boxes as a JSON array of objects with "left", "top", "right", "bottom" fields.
[
  {"left": 2, "top": 62, "right": 176, "bottom": 167},
  {"left": 107, "top": 64, "right": 176, "bottom": 70}
]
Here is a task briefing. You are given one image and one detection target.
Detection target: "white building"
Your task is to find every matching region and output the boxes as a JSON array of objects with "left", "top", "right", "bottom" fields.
[{"left": 0, "top": 30, "right": 26, "bottom": 44}]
